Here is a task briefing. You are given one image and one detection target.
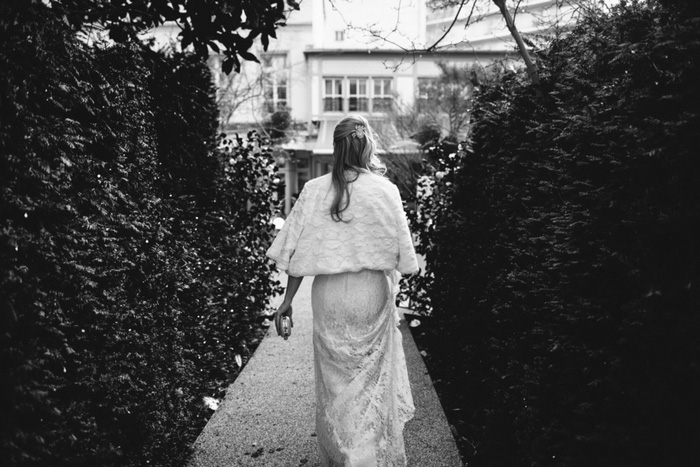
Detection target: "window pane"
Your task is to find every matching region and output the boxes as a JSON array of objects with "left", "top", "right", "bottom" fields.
[
  {"left": 348, "top": 78, "right": 368, "bottom": 112},
  {"left": 324, "top": 97, "right": 343, "bottom": 112},
  {"left": 335, "top": 79, "right": 342, "bottom": 94},
  {"left": 349, "top": 98, "right": 368, "bottom": 112},
  {"left": 374, "top": 78, "right": 391, "bottom": 95}
]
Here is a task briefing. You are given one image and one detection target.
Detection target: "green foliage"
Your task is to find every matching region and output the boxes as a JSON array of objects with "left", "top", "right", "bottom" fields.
[
  {"left": 393, "top": 62, "right": 485, "bottom": 144},
  {"left": 40, "top": 0, "right": 298, "bottom": 74},
  {"left": 1, "top": 4, "right": 280, "bottom": 466},
  {"left": 262, "top": 109, "right": 293, "bottom": 141},
  {"left": 382, "top": 150, "right": 426, "bottom": 203},
  {"left": 406, "top": 2, "right": 700, "bottom": 466}
]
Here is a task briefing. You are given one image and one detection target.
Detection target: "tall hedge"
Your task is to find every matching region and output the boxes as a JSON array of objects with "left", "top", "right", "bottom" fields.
[
  {"left": 408, "top": 2, "right": 700, "bottom": 466},
  {"left": 1, "top": 4, "right": 279, "bottom": 466}
]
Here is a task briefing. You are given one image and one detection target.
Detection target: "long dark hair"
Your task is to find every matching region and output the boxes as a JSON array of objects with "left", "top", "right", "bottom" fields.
[{"left": 330, "top": 115, "right": 385, "bottom": 222}]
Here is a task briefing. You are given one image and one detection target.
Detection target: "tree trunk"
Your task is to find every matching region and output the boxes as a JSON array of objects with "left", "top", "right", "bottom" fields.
[{"left": 492, "top": 0, "right": 543, "bottom": 97}]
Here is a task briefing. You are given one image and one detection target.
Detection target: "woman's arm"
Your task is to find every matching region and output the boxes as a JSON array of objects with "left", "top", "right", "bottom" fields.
[{"left": 274, "top": 274, "right": 304, "bottom": 336}]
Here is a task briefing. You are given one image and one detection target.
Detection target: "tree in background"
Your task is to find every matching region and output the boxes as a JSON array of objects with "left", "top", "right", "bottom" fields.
[
  {"left": 334, "top": 0, "right": 618, "bottom": 92},
  {"left": 374, "top": 61, "right": 491, "bottom": 200},
  {"left": 383, "top": 62, "right": 483, "bottom": 142},
  {"left": 415, "top": 62, "right": 487, "bottom": 143},
  {"left": 425, "top": 0, "right": 618, "bottom": 90},
  {"left": 214, "top": 63, "right": 265, "bottom": 129},
  {"left": 262, "top": 108, "right": 293, "bottom": 141}
]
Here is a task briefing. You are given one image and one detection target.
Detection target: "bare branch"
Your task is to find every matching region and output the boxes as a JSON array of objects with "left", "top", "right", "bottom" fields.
[
  {"left": 462, "top": 0, "right": 479, "bottom": 30},
  {"left": 328, "top": 0, "right": 568, "bottom": 93},
  {"left": 426, "top": 0, "right": 468, "bottom": 52},
  {"left": 512, "top": 0, "right": 524, "bottom": 23},
  {"left": 492, "top": 0, "right": 543, "bottom": 95}
]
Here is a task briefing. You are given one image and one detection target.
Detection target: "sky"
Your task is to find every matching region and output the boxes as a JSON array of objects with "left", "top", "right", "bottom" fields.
[{"left": 321, "top": 0, "right": 426, "bottom": 49}]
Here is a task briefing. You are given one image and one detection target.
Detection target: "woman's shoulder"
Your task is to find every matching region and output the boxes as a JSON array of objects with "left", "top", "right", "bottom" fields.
[
  {"left": 304, "top": 171, "right": 396, "bottom": 196},
  {"left": 357, "top": 172, "right": 399, "bottom": 195},
  {"left": 303, "top": 173, "right": 332, "bottom": 193}
]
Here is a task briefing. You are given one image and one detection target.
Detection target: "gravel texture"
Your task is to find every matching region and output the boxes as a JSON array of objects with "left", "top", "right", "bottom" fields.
[{"left": 187, "top": 273, "right": 462, "bottom": 467}]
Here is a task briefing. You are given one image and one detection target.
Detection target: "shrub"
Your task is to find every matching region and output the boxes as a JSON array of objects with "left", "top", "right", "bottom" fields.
[
  {"left": 1, "top": 4, "right": 279, "bottom": 466},
  {"left": 406, "top": 2, "right": 700, "bottom": 466}
]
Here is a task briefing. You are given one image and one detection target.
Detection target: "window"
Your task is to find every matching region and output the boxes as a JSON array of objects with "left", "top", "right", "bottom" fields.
[
  {"left": 335, "top": 30, "right": 345, "bottom": 41},
  {"left": 322, "top": 77, "right": 396, "bottom": 114},
  {"left": 372, "top": 78, "right": 393, "bottom": 112},
  {"left": 262, "top": 55, "right": 289, "bottom": 113},
  {"left": 324, "top": 78, "right": 344, "bottom": 112},
  {"left": 348, "top": 78, "right": 369, "bottom": 112},
  {"left": 263, "top": 76, "right": 288, "bottom": 113}
]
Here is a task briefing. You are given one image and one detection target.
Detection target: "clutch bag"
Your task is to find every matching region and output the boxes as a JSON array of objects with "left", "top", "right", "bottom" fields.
[{"left": 281, "top": 315, "right": 291, "bottom": 340}]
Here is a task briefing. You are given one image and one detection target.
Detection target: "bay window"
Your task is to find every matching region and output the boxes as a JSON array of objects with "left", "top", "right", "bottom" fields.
[{"left": 322, "top": 77, "right": 394, "bottom": 114}]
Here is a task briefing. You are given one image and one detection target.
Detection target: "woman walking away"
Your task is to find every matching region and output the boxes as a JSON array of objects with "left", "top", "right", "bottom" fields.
[{"left": 266, "top": 114, "right": 419, "bottom": 467}]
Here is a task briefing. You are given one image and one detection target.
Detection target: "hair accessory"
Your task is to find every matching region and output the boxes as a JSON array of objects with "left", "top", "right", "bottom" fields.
[{"left": 352, "top": 124, "right": 366, "bottom": 139}]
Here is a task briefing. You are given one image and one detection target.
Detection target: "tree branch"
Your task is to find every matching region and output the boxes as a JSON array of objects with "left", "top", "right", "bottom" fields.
[
  {"left": 426, "top": 0, "right": 469, "bottom": 52},
  {"left": 492, "top": 0, "right": 543, "bottom": 96}
]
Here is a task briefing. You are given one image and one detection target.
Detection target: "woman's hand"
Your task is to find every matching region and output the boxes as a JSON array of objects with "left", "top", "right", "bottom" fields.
[
  {"left": 273, "top": 275, "right": 302, "bottom": 337},
  {"left": 274, "top": 301, "right": 294, "bottom": 337}
]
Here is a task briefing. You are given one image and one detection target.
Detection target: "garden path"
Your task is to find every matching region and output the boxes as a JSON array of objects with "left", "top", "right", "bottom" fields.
[{"left": 187, "top": 272, "right": 462, "bottom": 467}]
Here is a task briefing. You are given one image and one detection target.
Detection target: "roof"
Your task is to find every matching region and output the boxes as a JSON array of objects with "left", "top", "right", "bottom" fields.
[
  {"left": 303, "top": 48, "right": 512, "bottom": 59},
  {"left": 312, "top": 119, "right": 339, "bottom": 155}
]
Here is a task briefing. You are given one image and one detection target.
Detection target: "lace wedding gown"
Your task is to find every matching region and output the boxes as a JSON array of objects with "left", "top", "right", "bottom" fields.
[
  {"left": 312, "top": 269, "right": 415, "bottom": 467},
  {"left": 266, "top": 171, "right": 418, "bottom": 466}
]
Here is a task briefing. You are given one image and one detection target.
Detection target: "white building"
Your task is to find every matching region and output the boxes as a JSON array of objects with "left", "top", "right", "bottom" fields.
[
  {"left": 151, "top": 0, "right": 578, "bottom": 213},
  {"left": 426, "top": 0, "right": 581, "bottom": 52}
]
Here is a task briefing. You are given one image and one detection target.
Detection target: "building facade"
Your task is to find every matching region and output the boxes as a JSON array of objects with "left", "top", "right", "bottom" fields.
[
  {"left": 151, "top": 0, "right": 577, "bottom": 214},
  {"left": 426, "top": 0, "right": 580, "bottom": 52}
]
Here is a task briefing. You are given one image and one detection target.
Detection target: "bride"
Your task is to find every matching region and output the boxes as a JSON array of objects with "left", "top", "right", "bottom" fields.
[{"left": 266, "top": 114, "right": 419, "bottom": 466}]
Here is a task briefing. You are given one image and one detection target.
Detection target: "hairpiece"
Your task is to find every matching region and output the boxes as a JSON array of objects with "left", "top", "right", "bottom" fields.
[{"left": 352, "top": 124, "right": 366, "bottom": 139}]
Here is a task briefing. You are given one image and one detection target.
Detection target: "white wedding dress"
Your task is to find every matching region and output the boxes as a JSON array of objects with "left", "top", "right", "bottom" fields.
[
  {"left": 312, "top": 269, "right": 415, "bottom": 467},
  {"left": 266, "top": 171, "right": 419, "bottom": 465}
]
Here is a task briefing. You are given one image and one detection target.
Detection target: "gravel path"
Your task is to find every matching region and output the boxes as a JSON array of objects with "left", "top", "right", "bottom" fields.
[{"left": 187, "top": 273, "right": 462, "bottom": 467}]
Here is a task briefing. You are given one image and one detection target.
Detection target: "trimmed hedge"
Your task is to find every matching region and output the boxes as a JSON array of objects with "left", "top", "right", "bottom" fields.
[
  {"left": 407, "top": 2, "right": 700, "bottom": 466},
  {"left": 1, "top": 4, "right": 279, "bottom": 466}
]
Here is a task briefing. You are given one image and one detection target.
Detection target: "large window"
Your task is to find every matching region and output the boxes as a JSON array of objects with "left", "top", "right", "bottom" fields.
[
  {"left": 262, "top": 55, "right": 289, "bottom": 113},
  {"left": 324, "top": 78, "right": 344, "bottom": 112},
  {"left": 372, "top": 78, "right": 393, "bottom": 112},
  {"left": 263, "top": 77, "right": 288, "bottom": 113},
  {"left": 322, "top": 77, "right": 394, "bottom": 114},
  {"left": 348, "top": 78, "right": 369, "bottom": 112}
]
